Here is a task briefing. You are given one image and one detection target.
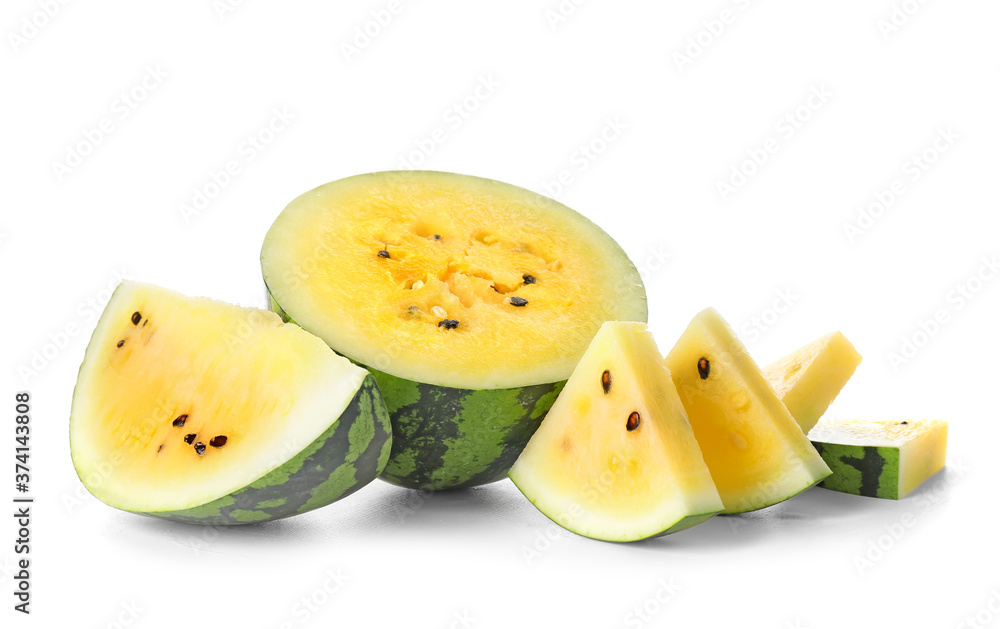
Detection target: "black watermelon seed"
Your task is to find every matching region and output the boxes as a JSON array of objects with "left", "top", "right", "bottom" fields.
[
  {"left": 131, "top": 311, "right": 142, "bottom": 325},
  {"left": 194, "top": 442, "right": 206, "bottom": 455},
  {"left": 601, "top": 370, "right": 612, "bottom": 394},
  {"left": 522, "top": 274, "right": 537, "bottom": 284},
  {"left": 172, "top": 414, "right": 188, "bottom": 427},
  {"left": 377, "top": 249, "right": 390, "bottom": 259},
  {"left": 433, "top": 234, "right": 441, "bottom": 240},
  {"left": 438, "top": 319, "right": 459, "bottom": 329},
  {"left": 626, "top": 411, "right": 641, "bottom": 431},
  {"left": 697, "top": 357, "right": 710, "bottom": 379},
  {"left": 900, "top": 421, "right": 908, "bottom": 425},
  {"left": 116, "top": 339, "right": 125, "bottom": 348},
  {"left": 509, "top": 296, "right": 528, "bottom": 307},
  {"left": 183, "top": 433, "right": 196, "bottom": 444},
  {"left": 210, "top": 435, "right": 228, "bottom": 448}
]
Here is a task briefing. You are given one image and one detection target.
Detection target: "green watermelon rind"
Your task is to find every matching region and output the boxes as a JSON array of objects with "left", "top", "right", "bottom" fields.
[
  {"left": 138, "top": 375, "right": 392, "bottom": 525},
  {"left": 657, "top": 511, "right": 721, "bottom": 537},
  {"left": 811, "top": 441, "right": 900, "bottom": 500},
  {"left": 372, "top": 369, "right": 565, "bottom": 490},
  {"left": 268, "top": 291, "right": 566, "bottom": 491}
]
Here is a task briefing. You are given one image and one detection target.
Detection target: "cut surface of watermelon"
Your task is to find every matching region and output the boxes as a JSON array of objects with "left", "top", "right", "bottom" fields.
[{"left": 510, "top": 321, "right": 722, "bottom": 542}]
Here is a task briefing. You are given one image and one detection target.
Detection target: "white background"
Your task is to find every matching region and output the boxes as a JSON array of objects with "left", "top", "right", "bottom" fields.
[{"left": 2, "top": 1, "right": 998, "bottom": 627}]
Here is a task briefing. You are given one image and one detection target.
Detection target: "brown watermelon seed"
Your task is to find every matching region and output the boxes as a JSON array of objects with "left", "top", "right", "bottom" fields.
[
  {"left": 508, "top": 296, "right": 528, "bottom": 307},
  {"left": 626, "top": 411, "right": 641, "bottom": 431},
  {"left": 601, "top": 370, "right": 612, "bottom": 394},
  {"left": 438, "top": 319, "right": 459, "bottom": 329},
  {"left": 157, "top": 445, "right": 163, "bottom": 453},
  {"left": 377, "top": 249, "right": 390, "bottom": 259},
  {"left": 210, "top": 435, "right": 228, "bottom": 448},
  {"left": 194, "top": 442, "right": 206, "bottom": 456},
  {"left": 172, "top": 414, "right": 188, "bottom": 427},
  {"left": 116, "top": 339, "right": 125, "bottom": 348},
  {"left": 522, "top": 274, "right": 537, "bottom": 284},
  {"left": 900, "top": 421, "right": 908, "bottom": 425},
  {"left": 131, "top": 311, "right": 142, "bottom": 325},
  {"left": 697, "top": 357, "right": 710, "bottom": 379},
  {"left": 183, "top": 433, "right": 196, "bottom": 444}
]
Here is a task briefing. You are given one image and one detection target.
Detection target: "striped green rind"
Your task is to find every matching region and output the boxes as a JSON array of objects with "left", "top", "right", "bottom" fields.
[
  {"left": 811, "top": 441, "right": 900, "bottom": 499},
  {"left": 372, "top": 368, "right": 565, "bottom": 490},
  {"left": 143, "top": 375, "right": 392, "bottom": 525},
  {"left": 270, "top": 291, "right": 566, "bottom": 491},
  {"left": 653, "top": 511, "right": 720, "bottom": 538}
]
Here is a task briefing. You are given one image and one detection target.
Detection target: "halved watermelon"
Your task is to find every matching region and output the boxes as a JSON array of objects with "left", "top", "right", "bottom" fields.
[
  {"left": 509, "top": 322, "right": 723, "bottom": 542},
  {"left": 809, "top": 419, "right": 948, "bottom": 499},
  {"left": 665, "top": 308, "right": 831, "bottom": 514},
  {"left": 69, "top": 281, "right": 392, "bottom": 524},
  {"left": 260, "top": 171, "right": 647, "bottom": 490},
  {"left": 763, "top": 331, "right": 862, "bottom": 433}
]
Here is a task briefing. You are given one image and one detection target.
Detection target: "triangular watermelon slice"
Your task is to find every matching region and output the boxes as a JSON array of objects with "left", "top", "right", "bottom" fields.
[
  {"left": 509, "top": 321, "right": 723, "bottom": 542},
  {"left": 665, "top": 308, "right": 831, "bottom": 514}
]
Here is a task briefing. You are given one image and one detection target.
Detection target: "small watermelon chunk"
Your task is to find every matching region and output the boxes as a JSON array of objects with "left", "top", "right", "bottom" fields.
[
  {"left": 509, "top": 321, "right": 723, "bottom": 542},
  {"left": 665, "top": 308, "right": 831, "bottom": 514},
  {"left": 763, "top": 331, "right": 863, "bottom": 433},
  {"left": 809, "top": 419, "right": 948, "bottom": 499},
  {"left": 69, "top": 281, "right": 392, "bottom": 525}
]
